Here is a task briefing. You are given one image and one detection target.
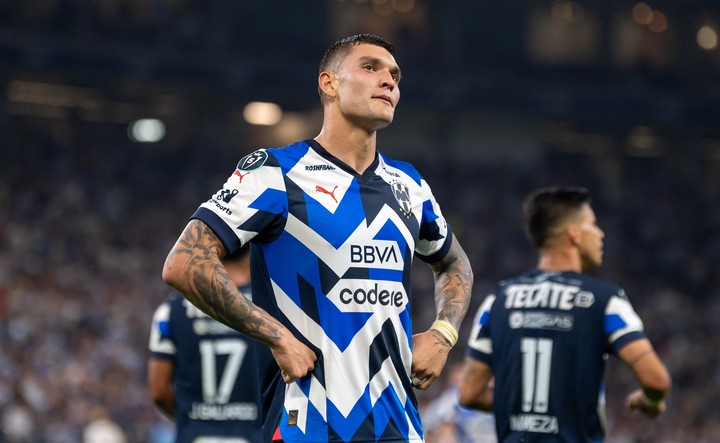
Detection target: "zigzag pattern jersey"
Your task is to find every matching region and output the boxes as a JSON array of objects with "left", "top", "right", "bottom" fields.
[
  {"left": 466, "top": 270, "right": 646, "bottom": 443},
  {"left": 149, "top": 289, "right": 263, "bottom": 443},
  {"left": 192, "top": 139, "right": 453, "bottom": 443}
]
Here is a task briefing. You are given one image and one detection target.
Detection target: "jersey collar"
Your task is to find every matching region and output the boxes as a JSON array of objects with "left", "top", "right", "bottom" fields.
[{"left": 306, "top": 139, "right": 380, "bottom": 183}]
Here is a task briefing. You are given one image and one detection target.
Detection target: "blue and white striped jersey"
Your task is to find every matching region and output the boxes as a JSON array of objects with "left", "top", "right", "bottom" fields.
[
  {"left": 149, "top": 289, "right": 263, "bottom": 443},
  {"left": 192, "top": 140, "right": 452, "bottom": 442},
  {"left": 466, "top": 270, "right": 646, "bottom": 443}
]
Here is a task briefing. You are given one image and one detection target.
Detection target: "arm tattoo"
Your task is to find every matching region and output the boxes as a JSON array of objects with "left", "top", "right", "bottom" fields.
[
  {"left": 429, "top": 235, "right": 473, "bottom": 330},
  {"left": 167, "top": 219, "right": 283, "bottom": 345},
  {"left": 429, "top": 330, "right": 451, "bottom": 354}
]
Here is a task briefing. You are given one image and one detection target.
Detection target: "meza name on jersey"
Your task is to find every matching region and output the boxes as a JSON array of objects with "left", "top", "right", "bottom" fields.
[{"left": 510, "top": 414, "right": 559, "bottom": 434}]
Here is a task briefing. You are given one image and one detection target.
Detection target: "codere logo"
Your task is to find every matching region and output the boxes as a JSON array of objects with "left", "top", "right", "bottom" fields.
[{"left": 328, "top": 280, "right": 407, "bottom": 312}]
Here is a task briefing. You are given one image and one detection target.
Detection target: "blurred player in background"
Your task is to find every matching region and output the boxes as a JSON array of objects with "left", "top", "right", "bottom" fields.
[
  {"left": 149, "top": 245, "right": 263, "bottom": 443},
  {"left": 458, "top": 186, "right": 671, "bottom": 442},
  {"left": 421, "top": 363, "right": 496, "bottom": 443},
  {"left": 162, "top": 33, "right": 473, "bottom": 442}
]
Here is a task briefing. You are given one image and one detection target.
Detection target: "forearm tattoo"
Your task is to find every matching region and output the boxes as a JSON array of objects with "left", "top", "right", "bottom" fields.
[
  {"left": 167, "top": 220, "right": 283, "bottom": 345},
  {"left": 430, "top": 237, "right": 473, "bottom": 330},
  {"left": 429, "top": 330, "right": 451, "bottom": 353}
]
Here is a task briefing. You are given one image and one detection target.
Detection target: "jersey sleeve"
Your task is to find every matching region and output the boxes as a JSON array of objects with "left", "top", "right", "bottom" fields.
[
  {"left": 604, "top": 288, "right": 646, "bottom": 354},
  {"left": 191, "top": 149, "right": 288, "bottom": 255},
  {"left": 465, "top": 295, "right": 496, "bottom": 364},
  {"left": 415, "top": 178, "right": 453, "bottom": 263},
  {"left": 148, "top": 302, "right": 175, "bottom": 360}
]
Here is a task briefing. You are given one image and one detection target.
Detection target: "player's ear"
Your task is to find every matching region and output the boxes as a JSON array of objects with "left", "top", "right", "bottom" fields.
[
  {"left": 567, "top": 223, "right": 581, "bottom": 246},
  {"left": 318, "top": 71, "right": 337, "bottom": 100}
]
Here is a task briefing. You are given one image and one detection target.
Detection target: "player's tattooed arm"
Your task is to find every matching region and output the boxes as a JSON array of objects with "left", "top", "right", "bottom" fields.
[
  {"left": 162, "top": 219, "right": 284, "bottom": 344},
  {"left": 163, "top": 220, "right": 316, "bottom": 381},
  {"left": 164, "top": 220, "right": 317, "bottom": 381},
  {"left": 411, "top": 235, "right": 473, "bottom": 389},
  {"left": 429, "top": 234, "right": 473, "bottom": 332}
]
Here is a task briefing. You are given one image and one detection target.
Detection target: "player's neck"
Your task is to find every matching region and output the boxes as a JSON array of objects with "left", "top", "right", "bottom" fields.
[
  {"left": 537, "top": 247, "right": 582, "bottom": 273},
  {"left": 315, "top": 122, "right": 377, "bottom": 174}
]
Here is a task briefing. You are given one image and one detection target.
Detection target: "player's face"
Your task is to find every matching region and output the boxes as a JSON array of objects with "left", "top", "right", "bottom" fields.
[
  {"left": 332, "top": 43, "right": 401, "bottom": 130},
  {"left": 575, "top": 203, "right": 605, "bottom": 270}
]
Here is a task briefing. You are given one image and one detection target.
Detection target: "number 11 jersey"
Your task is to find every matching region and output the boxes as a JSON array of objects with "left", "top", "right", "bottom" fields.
[{"left": 466, "top": 270, "right": 646, "bottom": 443}]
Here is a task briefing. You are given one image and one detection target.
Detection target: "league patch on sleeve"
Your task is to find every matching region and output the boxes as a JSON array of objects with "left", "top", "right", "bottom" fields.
[{"left": 237, "top": 150, "right": 268, "bottom": 171}]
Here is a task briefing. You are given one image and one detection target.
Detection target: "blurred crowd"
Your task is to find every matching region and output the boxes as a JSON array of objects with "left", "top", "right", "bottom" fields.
[
  {"left": 0, "top": 0, "right": 326, "bottom": 62},
  {"left": 4, "top": 0, "right": 222, "bottom": 48},
  {"left": 2, "top": 117, "right": 719, "bottom": 442},
  {"left": 3, "top": 1, "right": 720, "bottom": 442}
]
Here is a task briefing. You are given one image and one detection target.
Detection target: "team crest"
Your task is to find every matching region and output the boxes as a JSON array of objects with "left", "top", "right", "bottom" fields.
[
  {"left": 390, "top": 181, "right": 413, "bottom": 218},
  {"left": 237, "top": 150, "right": 268, "bottom": 171}
]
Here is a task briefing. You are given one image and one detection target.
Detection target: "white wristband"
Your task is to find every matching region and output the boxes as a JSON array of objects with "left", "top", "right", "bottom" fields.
[{"left": 430, "top": 320, "right": 458, "bottom": 347}]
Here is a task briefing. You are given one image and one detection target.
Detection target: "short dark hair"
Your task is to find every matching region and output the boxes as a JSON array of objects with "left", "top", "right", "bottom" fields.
[
  {"left": 523, "top": 186, "right": 590, "bottom": 248},
  {"left": 319, "top": 33, "right": 395, "bottom": 74},
  {"left": 318, "top": 34, "right": 395, "bottom": 103}
]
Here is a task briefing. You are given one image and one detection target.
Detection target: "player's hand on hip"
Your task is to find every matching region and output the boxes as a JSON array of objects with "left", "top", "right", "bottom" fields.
[
  {"left": 625, "top": 389, "right": 667, "bottom": 418},
  {"left": 271, "top": 332, "right": 316, "bottom": 384},
  {"left": 409, "top": 330, "right": 451, "bottom": 390}
]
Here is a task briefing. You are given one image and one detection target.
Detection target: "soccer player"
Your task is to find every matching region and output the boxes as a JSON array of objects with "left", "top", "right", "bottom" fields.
[
  {"left": 458, "top": 186, "right": 671, "bottom": 442},
  {"left": 149, "top": 245, "right": 263, "bottom": 443},
  {"left": 162, "top": 34, "right": 473, "bottom": 442}
]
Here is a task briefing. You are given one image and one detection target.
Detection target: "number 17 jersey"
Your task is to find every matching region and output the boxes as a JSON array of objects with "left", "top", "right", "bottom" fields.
[{"left": 149, "top": 291, "right": 263, "bottom": 443}]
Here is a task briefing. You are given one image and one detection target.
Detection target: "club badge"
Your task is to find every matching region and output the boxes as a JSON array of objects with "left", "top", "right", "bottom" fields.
[{"left": 391, "top": 181, "right": 413, "bottom": 218}]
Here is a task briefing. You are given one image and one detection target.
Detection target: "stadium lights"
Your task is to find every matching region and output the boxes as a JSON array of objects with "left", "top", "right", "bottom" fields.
[
  {"left": 632, "top": 3, "right": 654, "bottom": 26},
  {"left": 647, "top": 10, "right": 667, "bottom": 33},
  {"left": 632, "top": 3, "right": 668, "bottom": 33},
  {"left": 697, "top": 26, "right": 718, "bottom": 50},
  {"left": 243, "top": 101, "right": 283, "bottom": 126},
  {"left": 128, "top": 119, "right": 166, "bottom": 143},
  {"left": 366, "top": 0, "right": 416, "bottom": 14},
  {"left": 550, "top": 0, "right": 584, "bottom": 25}
]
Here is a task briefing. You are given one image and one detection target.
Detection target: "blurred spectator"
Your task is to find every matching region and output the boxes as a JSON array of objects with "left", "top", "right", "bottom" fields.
[
  {"left": 83, "top": 407, "right": 127, "bottom": 443},
  {"left": 422, "top": 363, "right": 496, "bottom": 443},
  {"left": 1, "top": 401, "right": 34, "bottom": 443}
]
